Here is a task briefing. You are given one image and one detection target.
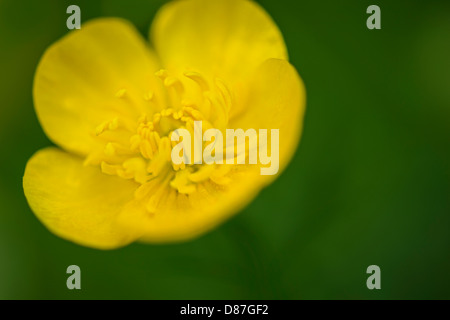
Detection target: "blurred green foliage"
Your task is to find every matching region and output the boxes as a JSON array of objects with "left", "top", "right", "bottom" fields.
[{"left": 0, "top": 0, "right": 449, "bottom": 299}]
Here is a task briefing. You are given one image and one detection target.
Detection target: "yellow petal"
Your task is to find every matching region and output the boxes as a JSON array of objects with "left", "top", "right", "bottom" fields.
[
  {"left": 230, "top": 58, "right": 306, "bottom": 182},
  {"left": 117, "top": 167, "right": 263, "bottom": 243},
  {"left": 150, "top": 0, "right": 287, "bottom": 81},
  {"left": 23, "top": 147, "right": 140, "bottom": 249},
  {"left": 34, "top": 18, "right": 163, "bottom": 155}
]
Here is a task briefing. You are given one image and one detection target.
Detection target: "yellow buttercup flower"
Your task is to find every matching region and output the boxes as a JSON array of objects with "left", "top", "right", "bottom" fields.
[{"left": 23, "top": 0, "right": 306, "bottom": 249}]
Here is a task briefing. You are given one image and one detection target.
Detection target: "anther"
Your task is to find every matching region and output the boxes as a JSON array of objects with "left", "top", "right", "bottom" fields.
[{"left": 155, "top": 69, "right": 169, "bottom": 80}]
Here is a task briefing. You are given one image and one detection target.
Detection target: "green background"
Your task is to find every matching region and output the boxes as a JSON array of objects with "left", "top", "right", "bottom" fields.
[{"left": 0, "top": 0, "right": 449, "bottom": 299}]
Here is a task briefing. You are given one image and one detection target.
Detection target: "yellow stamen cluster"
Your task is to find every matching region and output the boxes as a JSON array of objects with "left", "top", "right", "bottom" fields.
[{"left": 85, "top": 69, "right": 236, "bottom": 213}]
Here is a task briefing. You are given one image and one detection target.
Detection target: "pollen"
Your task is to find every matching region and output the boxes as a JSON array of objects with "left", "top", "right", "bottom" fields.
[{"left": 86, "top": 69, "right": 237, "bottom": 214}]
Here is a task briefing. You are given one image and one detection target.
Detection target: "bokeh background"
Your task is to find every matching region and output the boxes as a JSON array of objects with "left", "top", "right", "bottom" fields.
[{"left": 0, "top": 0, "right": 449, "bottom": 299}]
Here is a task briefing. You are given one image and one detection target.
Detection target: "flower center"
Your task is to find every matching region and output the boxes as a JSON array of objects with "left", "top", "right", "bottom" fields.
[{"left": 85, "top": 69, "right": 235, "bottom": 213}]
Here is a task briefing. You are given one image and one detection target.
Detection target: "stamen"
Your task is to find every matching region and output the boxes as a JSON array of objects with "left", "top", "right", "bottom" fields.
[
  {"left": 215, "top": 78, "right": 233, "bottom": 112},
  {"left": 88, "top": 69, "right": 238, "bottom": 215},
  {"left": 101, "top": 161, "right": 121, "bottom": 176},
  {"left": 139, "top": 139, "right": 154, "bottom": 159},
  {"left": 164, "top": 76, "right": 184, "bottom": 95},
  {"left": 210, "top": 175, "right": 232, "bottom": 185},
  {"left": 184, "top": 71, "right": 210, "bottom": 91},
  {"left": 122, "top": 158, "right": 148, "bottom": 184},
  {"left": 155, "top": 69, "right": 169, "bottom": 80},
  {"left": 188, "top": 165, "right": 216, "bottom": 183},
  {"left": 170, "top": 169, "right": 196, "bottom": 194},
  {"left": 95, "top": 118, "right": 119, "bottom": 136},
  {"left": 153, "top": 113, "right": 161, "bottom": 124}
]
